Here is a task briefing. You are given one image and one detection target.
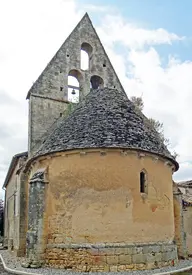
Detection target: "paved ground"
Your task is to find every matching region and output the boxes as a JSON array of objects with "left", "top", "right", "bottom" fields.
[{"left": 0, "top": 260, "right": 10, "bottom": 275}]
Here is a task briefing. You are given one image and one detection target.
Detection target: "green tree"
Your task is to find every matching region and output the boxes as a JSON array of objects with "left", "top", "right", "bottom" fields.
[
  {"left": 147, "top": 117, "right": 169, "bottom": 146},
  {"left": 130, "top": 96, "right": 144, "bottom": 112},
  {"left": 130, "top": 96, "right": 178, "bottom": 157}
]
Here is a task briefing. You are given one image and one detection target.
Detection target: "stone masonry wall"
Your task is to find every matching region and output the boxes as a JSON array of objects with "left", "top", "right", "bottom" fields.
[
  {"left": 17, "top": 170, "right": 29, "bottom": 256},
  {"left": 26, "top": 169, "right": 48, "bottom": 266},
  {"left": 28, "top": 96, "right": 68, "bottom": 155},
  {"left": 27, "top": 14, "right": 125, "bottom": 155},
  {"left": 4, "top": 157, "right": 27, "bottom": 255},
  {"left": 183, "top": 206, "right": 192, "bottom": 255},
  {"left": 45, "top": 243, "right": 178, "bottom": 272},
  {"left": 173, "top": 186, "right": 187, "bottom": 258},
  {"left": 29, "top": 149, "right": 177, "bottom": 270},
  {"left": 36, "top": 150, "right": 175, "bottom": 245}
]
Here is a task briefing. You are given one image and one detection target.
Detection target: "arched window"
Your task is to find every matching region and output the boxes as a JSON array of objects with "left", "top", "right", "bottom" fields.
[
  {"left": 90, "top": 75, "right": 104, "bottom": 90},
  {"left": 68, "top": 69, "right": 82, "bottom": 103},
  {"left": 80, "top": 42, "right": 93, "bottom": 71},
  {"left": 140, "top": 171, "right": 147, "bottom": 193},
  {"left": 81, "top": 50, "right": 89, "bottom": 70}
]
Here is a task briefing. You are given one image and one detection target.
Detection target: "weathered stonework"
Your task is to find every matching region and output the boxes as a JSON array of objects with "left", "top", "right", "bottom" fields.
[
  {"left": 17, "top": 170, "right": 28, "bottom": 256},
  {"left": 3, "top": 152, "right": 28, "bottom": 256},
  {"left": 45, "top": 243, "right": 178, "bottom": 271},
  {"left": 177, "top": 180, "right": 192, "bottom": 255},
  {"left": 183, "top": 206, "right": 192, "bottom": 255},
  {"left": 173, "top": 183, "right": 187, "bottom": 258},
  {"left": 27, "top": 13, "right": 125, "bottom": 155},
  {"left": 25, "top": 169, "right": 48, "bottom": 267},
  {"left": 3, "top": 13, "right": 182, "bottom": 272},
  {"left": 23, "top": 148, "right": 178, "bottom": 270}
]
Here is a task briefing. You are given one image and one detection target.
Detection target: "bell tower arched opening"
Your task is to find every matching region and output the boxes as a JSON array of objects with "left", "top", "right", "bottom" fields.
[
  {"left": 90, "top": 75, "right": 104, "bottom": 90},
  {"left": 68, "top": 69, "right": 83, "bottom": 103},
  {"left": 80, "top": 43, "right": 93, "bottom": 71}
]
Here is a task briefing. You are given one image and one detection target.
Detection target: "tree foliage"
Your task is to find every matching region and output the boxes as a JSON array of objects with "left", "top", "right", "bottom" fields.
[
  {"left": 130, "top": 96, "right": 144, "bottom": 112},
  {"left": 130, "top": 96, "right": 177, "bottom": 157},
  {"left": 147, "top": 118, "right": 169, "bottom": 146}
]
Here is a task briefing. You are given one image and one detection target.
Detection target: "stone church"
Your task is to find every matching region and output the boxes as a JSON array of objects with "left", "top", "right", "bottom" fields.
[{"left": 3, "top": 13, "right": 187, "bottom": 271}]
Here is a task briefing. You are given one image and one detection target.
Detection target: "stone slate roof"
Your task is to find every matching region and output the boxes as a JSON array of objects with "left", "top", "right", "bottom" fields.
[
  {"left": 177, "top": 180, "right": 192, "bottom": 188},
  {"left": 35, "top": 88, "right": 178, "bottom": 170},
  {"left": 3, "top": 151, "right": 28, "bottom": 188}
]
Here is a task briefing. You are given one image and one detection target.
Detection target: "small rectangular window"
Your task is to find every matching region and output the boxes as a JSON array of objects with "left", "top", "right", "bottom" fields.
[{"left": 140, "top": 172, "right": 146, "bottom": 193}]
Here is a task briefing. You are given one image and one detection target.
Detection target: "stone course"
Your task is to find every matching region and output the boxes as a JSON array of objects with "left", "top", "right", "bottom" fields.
[
  {"left": 2, "top": 249, "right": 192, "bottom": 274},
  {"left": 45, "top": 243, "right": 178, "bottom": 271}
]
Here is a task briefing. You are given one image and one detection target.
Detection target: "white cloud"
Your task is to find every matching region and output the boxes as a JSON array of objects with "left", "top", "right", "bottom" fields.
[
  {"left": 97, "top": 15, "right": 184, "bottom": 49},
  {"left": 83, "top": 4, "right": 113, "bottom": 12},
  {"left": 0, "top": 0, "right": 191, "bottom": 197}
]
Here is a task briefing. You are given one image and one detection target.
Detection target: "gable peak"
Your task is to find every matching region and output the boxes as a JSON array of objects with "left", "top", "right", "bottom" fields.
[
  {"left": 82, "top": 12, "right": 91, "bottom": 21},
  {"left": 75, "top": 12, "right": 93, "bottom": 29}
]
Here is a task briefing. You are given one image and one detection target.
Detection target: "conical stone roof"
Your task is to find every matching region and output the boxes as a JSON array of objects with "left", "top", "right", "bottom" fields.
[{"left": 35, "top": 88, "right": 178, "bottom": 170}]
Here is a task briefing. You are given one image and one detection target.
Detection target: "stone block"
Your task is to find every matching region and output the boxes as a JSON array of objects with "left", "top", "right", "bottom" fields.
[
  {"left": 88, "top": 248, "right": 99, "bottom": 256},
  {"left": 104, "top": 265, "right": 110, "bottom": 272},
  {"left": 99, "top": 248, "right": 115, "bottom": 256},
  {"left": 115, "top": 247, "right": 127, "bottom": 255},
  {"left": 146, "top": 252, "right": 162, "bottom": 263},
  {"left": 136, "top": 263, "right": 146, "bottom": 270},
  {"left": 146, "top": 262, "right": 156, "bottom": 269},
  {"left": 132, "top": 246, "right": 143, "bottom": 254},
  {"left": 126, "top": 246, "right": 134, "bottom": 255},
  {"left": 132, "top": 253, "right": 146, "bottom": 264},
  {"left": 162, "top": 244, "right": 175, "bottom": 252},
  {"left": 93, "top": 255, "right": 106, "bottom": 265},
  {"left": 110, "top": 265, "right": 117, "bottom": 272},
  {"left": 125, "top": 264, "right": 135, "bottom": 270},
  {"left": 162, "top": 251, "right": 176, "bottom": 262},
  {"left": 143, "top": 245, "right": 161, "bottom": 254},
  {"left": 119, "top": 254, "right": 132, "bottom": 264},
  {"left": 106, "top": 255, "right": 119, "bottom": 265},
  {"left": 118, "top": 265, "right": 126, "bottom": 271}
]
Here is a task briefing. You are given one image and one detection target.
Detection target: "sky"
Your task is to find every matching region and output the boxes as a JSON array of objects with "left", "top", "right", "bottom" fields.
[{"left": 1, "top": 0, "right": 192, "bottom": 197}]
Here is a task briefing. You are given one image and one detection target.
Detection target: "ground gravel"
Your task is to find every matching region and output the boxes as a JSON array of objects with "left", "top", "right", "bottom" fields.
[
  {"left": 1, "top": 249, "right": 192, "bottom": 275},
  {"left": 0, "top": 260, "right": 10, "bottom": 275}
]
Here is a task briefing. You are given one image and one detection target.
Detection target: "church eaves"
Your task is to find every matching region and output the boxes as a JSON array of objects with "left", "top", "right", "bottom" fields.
[{"left": 35, "top": 87, "right": 179, "bottom": 171}]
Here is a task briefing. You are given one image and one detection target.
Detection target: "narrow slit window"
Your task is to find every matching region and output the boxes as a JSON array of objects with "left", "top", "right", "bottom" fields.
[{"left": 140, "top": 171, "right": 146, "bottom": 193}]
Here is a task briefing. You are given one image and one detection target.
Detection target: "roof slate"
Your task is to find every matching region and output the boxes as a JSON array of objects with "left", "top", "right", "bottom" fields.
[
  {"left": 35, "top": 88, "right": 178, "bottom": 170},
  {"left": 3, "top": 151, "right": 28, "bottom": 188}
]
